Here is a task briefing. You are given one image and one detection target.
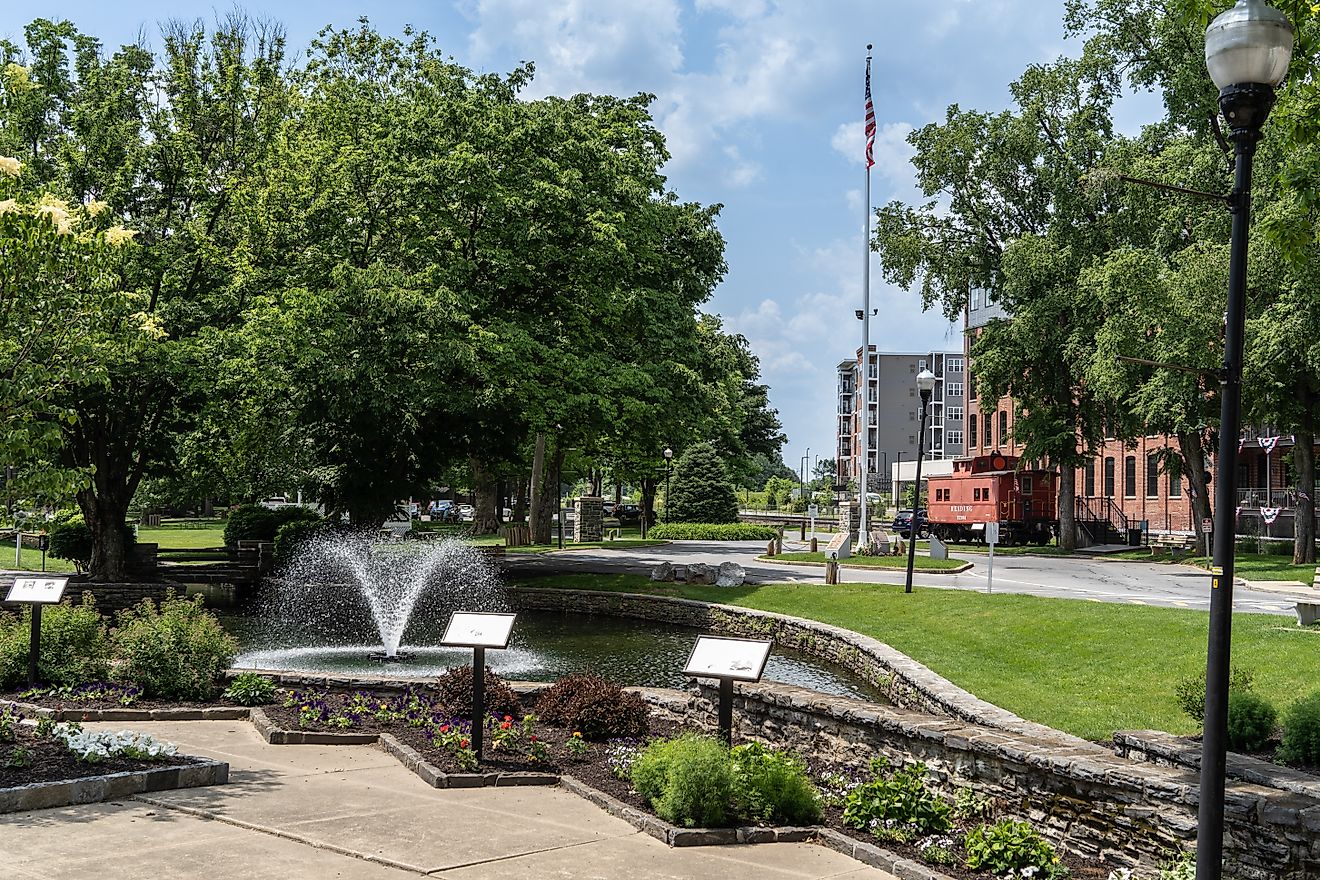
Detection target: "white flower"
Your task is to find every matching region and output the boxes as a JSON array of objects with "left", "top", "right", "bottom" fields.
[
  {"left": 0, "top": 199, "right": 17, "bottom": 214},
  {"left": 0, "top": 155, "right": 22, "bottom": 177},
  {"left": 104, "top": 225, "right": 136, "bottom": 247}
]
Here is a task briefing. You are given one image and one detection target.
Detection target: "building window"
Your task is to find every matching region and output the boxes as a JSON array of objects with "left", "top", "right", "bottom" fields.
[
  {"left": 947, "top": 382, "right": 964, "bottom": 398},
  {"left": 969, "top": 414, "right": 978, "bottom": 447},
  {"left": 969, "top": 375, "right": 977, "bottom": 400},
  {"left": 919, "top": 359, "right": 927, "bottom": 370},
  {"left": 947, "top": 406, "right": 964, "bottom": 423},
  {"left": 998, "top": 411, "right": 1009, "bottom": 446},
  {"left": 1170, "top": 472, "right": 1181, "bottom": 497},
  {"left": 983, "top": 416, "right": 992, "bottom": 448},
  {"left": 1021, "top": 475, "right": 1032, "bottom": 495},
  {"left": 947, "top": 357, "right": 963, "bottom": 373},
  {"left": 1124, "top": 456, "right": 1136, "bottom": 498},
  {"left": 946, "top": 430, "right": 963, "bottom": 446},
  {"left": 974, "top": 488, "right": 981, "bottom": 501},
  {"left": 909, "top": 435, "right": 915, "bottom": 444},
  {"left": 1104, "top": 456, "right": 1115, "bottom": 497},
  {"left": 909, "top": 409, "right": 915, "bottom": 421},
  {"left": 1084, "top": 461, "right": 1095, "bottom": 496},
  {"left": 1146, "top": 454, "right": 1160, "bottom": 497}
]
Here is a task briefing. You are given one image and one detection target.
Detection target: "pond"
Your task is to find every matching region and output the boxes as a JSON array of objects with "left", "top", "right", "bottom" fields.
[{"left": 223, "top": 609, "right": 887, "bottom": 703}]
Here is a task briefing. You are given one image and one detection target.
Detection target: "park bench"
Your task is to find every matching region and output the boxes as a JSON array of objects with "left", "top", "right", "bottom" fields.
[{"left": 1151, "top": 534, "right": 1195, "bottom": 559}]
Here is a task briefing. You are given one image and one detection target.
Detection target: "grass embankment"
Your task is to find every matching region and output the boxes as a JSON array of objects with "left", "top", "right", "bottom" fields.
[
  {"left": 509, "top": 572, "right": 1319, "bottom": 741},
  {"left": 767, "top": 552, "right": 967, "bottom": 571},
  {"left": 137, "top": 519, "right": 227, "bottom": 550}
]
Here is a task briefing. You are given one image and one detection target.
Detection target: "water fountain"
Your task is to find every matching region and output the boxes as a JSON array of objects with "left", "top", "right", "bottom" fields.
[{"left": 229, "top": 531, "right": 887, "bottom": 701}]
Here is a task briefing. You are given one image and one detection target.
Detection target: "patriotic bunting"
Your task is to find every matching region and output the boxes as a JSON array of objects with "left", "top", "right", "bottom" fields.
[
  {"left": 1260, "top": 436, "right": 1279, "bottom": 454},
  {"left": 1261, "top": 507, "right": 1281, "bottom": 525}
]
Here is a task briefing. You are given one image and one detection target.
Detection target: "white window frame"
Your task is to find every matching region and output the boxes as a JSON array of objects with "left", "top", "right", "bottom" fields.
[
  {"left": 947, "top": 382, "right": 964, "bottom": 398},
  {"left": 946, "top": 430, "right": 964, "bottom": 446},
  {"left": 947, "top": 357, "right": 964, "bottom": 373}
]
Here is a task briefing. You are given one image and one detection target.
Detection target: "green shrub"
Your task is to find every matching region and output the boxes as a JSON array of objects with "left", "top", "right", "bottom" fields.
[
  {"left": 273, "top": 518, "right": 336, "bottom": 563},
  {"left": 1174, "top": 665, "right": 1255, "bottom": 723},
  {"left": 533, "top": 672, "right": 649, "bottom": 741},
  {"left": 963, "top": 819, "right": 1060, "bottom": 874},
  {"left": 729, "top": 742, "right": 821, "bottom": 825},
  {"left": 647, "top": 523, "right": 777, "bottom": 541},
  {"left": 631, "top": 734, "right": 732, "bottom": 827},
  {"left": 0, "top": 595, "right": 111, "bottom": 689},
  {"left": 222, "top": 672, "right": 278, "bottom": 706},
  {"left": 666, "top": 442, "right": 740, "bottom": 524},
  {"left": 434, "top": 665, "right": 523, "bottom": 719},
  {"left": 223, "top": 504, "right": 319, "bottom": 548},
  {"left": 841, "top": 758, "right": 951, "bottom": 836},
  {"left": 1226, "top": 691, "right": 1277, "bottom": 752},
  {"left": 1277, "top": 690, "right": 1320, "bottom": 767},
  {"left": 111, "top": 593, "right": 238, "bottom": 700}
]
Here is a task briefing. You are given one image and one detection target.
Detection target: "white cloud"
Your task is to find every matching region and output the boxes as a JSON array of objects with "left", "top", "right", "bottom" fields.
[{"left": 831, "top": 120, "right": 915, "bottom": 184}]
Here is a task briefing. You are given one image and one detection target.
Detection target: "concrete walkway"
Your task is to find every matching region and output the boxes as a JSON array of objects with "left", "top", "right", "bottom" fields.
[{"left": 0, "top": 721, "right": 893, "bottom": 880}]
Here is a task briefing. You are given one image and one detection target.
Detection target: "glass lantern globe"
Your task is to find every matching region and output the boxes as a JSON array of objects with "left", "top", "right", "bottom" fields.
[
  {"left": 1205, "top": 0, "right": 1294, "bottom": 91},
  {"left": 915, "top": 369, "right": 937, "bottom": 397}
]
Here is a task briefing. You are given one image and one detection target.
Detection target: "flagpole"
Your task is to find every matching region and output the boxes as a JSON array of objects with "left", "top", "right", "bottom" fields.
[{"left": 859, "top": 44, "right": 874, "bottom": 549}]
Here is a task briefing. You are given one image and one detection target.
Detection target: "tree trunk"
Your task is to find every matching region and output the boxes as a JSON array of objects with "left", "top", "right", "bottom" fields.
[
  {"left": 79, "top": 485, "right": 132, "bottom": 582},
  {"left": 531, "top": 449, "right": 563, "bottom": 545},
  {"left": 1294, "top": 430, "right": 1315, "bottom": 564},
  {"left": 640, "top": 477, "right": 657, "bottom": 537},
  {"left": 512, "top": 476, "right": 528, "bottom": 524},
  {"left": 470, "top": 456, "right": 500, "bottom": 535},
  {"left": 529, "top": 433, "right": 547, "bottom": 543},
  {"left": 1056, "top": 462, "right": 1077, "bottom": 551},
  {"left": 1178, "top": 432, "right": 1212, "bottom": 538},
  {"left": 614, "top": 482, "right": 622, "bottom": 504}
]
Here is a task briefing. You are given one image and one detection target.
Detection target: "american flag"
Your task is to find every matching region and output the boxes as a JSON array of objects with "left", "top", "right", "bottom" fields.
[{"left": 865, "top": 59, "right": 876, "bottom": 169}]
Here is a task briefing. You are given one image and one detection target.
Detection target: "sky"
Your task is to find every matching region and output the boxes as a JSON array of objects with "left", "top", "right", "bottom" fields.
[{"left": 2, "top": 1, "right": 1165, "bottom": 472}]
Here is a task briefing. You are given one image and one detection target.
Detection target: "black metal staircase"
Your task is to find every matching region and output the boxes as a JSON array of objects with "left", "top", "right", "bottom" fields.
[{"left": 1074, "top": 497, "right": 1130, "bottom": 545}]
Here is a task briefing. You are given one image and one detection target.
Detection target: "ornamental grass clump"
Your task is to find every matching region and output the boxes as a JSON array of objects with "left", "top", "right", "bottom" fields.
[
  {"left": 631, "top": 733, "right": 732, "bottom": 828},
  {"left": 111, "top": 593, "right": 237, "bottom": 700}
]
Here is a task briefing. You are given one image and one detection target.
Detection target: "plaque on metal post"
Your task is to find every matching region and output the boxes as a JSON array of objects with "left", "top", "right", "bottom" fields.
[
  {"left": 5, "top": 577, "right": 70, "bottom": 604},
  {"left": 440, "top": 612, "right": 517, "bottom": 649},
  {"left": 683, "top": 635, "right": 772, "bottom": 682}
]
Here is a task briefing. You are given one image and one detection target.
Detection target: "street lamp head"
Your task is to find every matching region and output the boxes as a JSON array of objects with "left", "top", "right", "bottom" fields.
[
  {"left": 915, "top": 369, "right": 937, "bottom": 399},
  {"left": 1205, "top": 0, "right": 1293, "bottom": 92},
  {"left": 663, "top": 447, "right": 673, "bottom": 460}
]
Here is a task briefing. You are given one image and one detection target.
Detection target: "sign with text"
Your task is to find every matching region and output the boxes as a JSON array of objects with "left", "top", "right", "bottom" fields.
[
  {"left": 5, "top": 577, "right": 69, "bottom": 605},
  {"left": 683, "top": 636, "right": 771, "bottom": 682},
  {"left": 985, "top": 522, "right": 1000, "bottom": 545},
  {"left": 808, "top": 504, "right": 819, "bottom": 517},
  {"left": 1201, "top": 518, "right": 1213, "bottom": 534},
  {"left": 826, "top": 531, "right": 851, "bottom": 559},
  {"left": 440, "top": 612, "right": 516, "bottom": 649}
]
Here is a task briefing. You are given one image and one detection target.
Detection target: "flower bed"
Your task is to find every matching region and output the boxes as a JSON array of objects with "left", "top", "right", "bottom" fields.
[
  {"left": 257, "top": 684, "right": 1109, "bottom": 879},
  {"left": 0, "top": 705, "right": 226, "bottom": 811}
]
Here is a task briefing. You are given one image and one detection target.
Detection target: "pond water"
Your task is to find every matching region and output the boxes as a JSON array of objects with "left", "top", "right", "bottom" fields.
[{"left": 223, "top": 609, "right": 887, "bottom": 703}]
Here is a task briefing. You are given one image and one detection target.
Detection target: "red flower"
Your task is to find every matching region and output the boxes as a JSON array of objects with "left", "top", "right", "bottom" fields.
[
  {"left": 503, "top": 715, "right": 512, "bottom": 722},
  {"left": 439, "top": 724, "right": 449, "bottom": 733},
  {"left": 530, "top": 735, "right": 538, "bottom": 742},
  {"left": 460, "top": 738, "right": 470, "bottom": 748},
  {"left": 500, "top": 721, "right": 512, "bottom": 730}
]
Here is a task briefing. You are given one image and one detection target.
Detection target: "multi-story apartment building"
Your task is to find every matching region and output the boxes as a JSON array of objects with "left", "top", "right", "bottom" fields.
[{"left": 835, "top": 347, "right": 966, "bottom": 494}]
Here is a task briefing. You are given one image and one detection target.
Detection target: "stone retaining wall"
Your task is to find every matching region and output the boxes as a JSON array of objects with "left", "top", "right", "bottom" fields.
[
  {"left": 508, "top": 587, "right": 1319, "bottom": 878},
  {"left": 1115, "top": 729, "right": 1320, "bottom": 801},
  {"left": 64, "top": 582, "right": 177, "bottom": 613}
]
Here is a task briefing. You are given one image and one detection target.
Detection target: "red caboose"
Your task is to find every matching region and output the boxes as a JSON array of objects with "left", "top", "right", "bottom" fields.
[{"left": 926, "top": 454, "right": 1057, "bottom": 546}]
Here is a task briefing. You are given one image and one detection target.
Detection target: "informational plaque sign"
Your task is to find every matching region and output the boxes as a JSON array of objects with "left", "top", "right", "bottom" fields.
[
  {"left": 5, "top": 577, "right": 69, "bottom": 605},
  {"left": 985, "top": 522, "right": 1001, "bottom": 545},
  {"left": 440, "top": 612, "right": 516, "bottom": 649},
  {"left": 683, "top": 636, "right": 772, "bottom": 683},
  {"left": 826, "top": 531, "right": 852, "bottom": 560},
  {"left": 808, "top": 504, "right": 819, "bottom": 517}
]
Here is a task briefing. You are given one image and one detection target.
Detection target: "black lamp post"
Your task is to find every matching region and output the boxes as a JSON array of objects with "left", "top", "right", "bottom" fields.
[
  {"left": 904, "top": 370, "right": 936, "bottom": 594},
  {"left": 663, "top": 446, "right": 673, "bottom": 524},
  {"left": 1199, "top": 5, "right": 1292, "bottom": 878},
  {"left": 556, "top": 423, "right": 564, "bottom": 550}
]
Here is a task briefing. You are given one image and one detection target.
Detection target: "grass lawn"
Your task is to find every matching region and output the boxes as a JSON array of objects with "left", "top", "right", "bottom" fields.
[
  {"left": 3, "top": 553, "right": 77, "bottom": 574},
  {"left": 507, "top": 572, "right": 1320, "bottom": 741},
  {"left": 767, "top": 552, "right": 967, "bottom": 571},
  {"left": 136, "top": 519, "right": 226, "bottom": 550}
]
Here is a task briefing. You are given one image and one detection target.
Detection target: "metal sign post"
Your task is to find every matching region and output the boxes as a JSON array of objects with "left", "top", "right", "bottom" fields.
[
  {"left": 683, "top": 635, "right": 772, "bottom": 745},
  {"left": 985, "top": 522, "right": 1000, "bottom": 594},
  {"left": 5, "top": 577, "right": 70, "bottom": 686},
  {"left": 439, "top": 612, "right": 517, "bottom": 763},
  {"left": 808, "top": 503, "right": 819, "bottom": 540},
  {"left": 1202, "top": 518, "right": 1213, "bottom": 559}
]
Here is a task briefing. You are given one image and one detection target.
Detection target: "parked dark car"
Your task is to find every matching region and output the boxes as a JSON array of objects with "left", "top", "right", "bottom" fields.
[
  {"left": 891, "top": 508, "right": 929, "bottom": 538},
  {"left": 602, "top": 501, "right": 618, "bottom": 518},
  {"left": 615, "top": 504, "right": 642, "bottom": 525}
]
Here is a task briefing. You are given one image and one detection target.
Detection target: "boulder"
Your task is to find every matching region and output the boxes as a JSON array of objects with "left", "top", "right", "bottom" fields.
[
  {"left": 687, "top": 562, "right": 713, "bottom": 585},
  {"left": 716, "top": 562, "right": 746, "bottom": 587},
  {"left": 650, "top": 561, "right": 675, "bottom": 582}
]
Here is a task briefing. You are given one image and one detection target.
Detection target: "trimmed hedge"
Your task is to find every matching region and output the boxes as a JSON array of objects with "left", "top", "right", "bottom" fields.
[
  {"left": 647, "top": 523, "right": 777, "bottom": 541},
  {"left": 223, "top": 504, "right": 320, "bottom": 548}
]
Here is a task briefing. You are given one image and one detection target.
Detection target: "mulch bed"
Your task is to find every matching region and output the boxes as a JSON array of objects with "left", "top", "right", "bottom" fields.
[
  {"left": 2, "top": 691, "right": 242, "bottom": 713},
  {"left": 0, "top": 725, "right": 202, "bottom": 789}
]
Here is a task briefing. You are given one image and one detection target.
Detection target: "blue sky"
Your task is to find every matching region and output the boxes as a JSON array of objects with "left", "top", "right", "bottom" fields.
[{"left": 3, "top": 1, "right": 1163, "bottom": 470}]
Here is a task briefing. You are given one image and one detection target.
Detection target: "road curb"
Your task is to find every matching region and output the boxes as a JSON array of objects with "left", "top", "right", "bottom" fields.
[{"left": 756, "top": 556, "right": 973, "bottom": 575}]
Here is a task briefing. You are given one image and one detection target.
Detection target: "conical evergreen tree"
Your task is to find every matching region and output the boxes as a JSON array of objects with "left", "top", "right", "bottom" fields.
[{"left": 666, "top": 442, "right": 740, "bottom": 523}]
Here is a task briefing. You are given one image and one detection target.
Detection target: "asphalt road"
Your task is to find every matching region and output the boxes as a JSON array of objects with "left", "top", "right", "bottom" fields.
[{"left": 505, "top": 539, "right": 1307, "bottom": 617}]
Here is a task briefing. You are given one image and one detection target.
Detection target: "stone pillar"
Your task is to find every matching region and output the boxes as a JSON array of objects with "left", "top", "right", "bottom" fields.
[
  {"left": 846, "top": 501, "right": 861, "bottom": 542},
  {"left": 574, "top": 497, "right": 604, "bottom": 542}
]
